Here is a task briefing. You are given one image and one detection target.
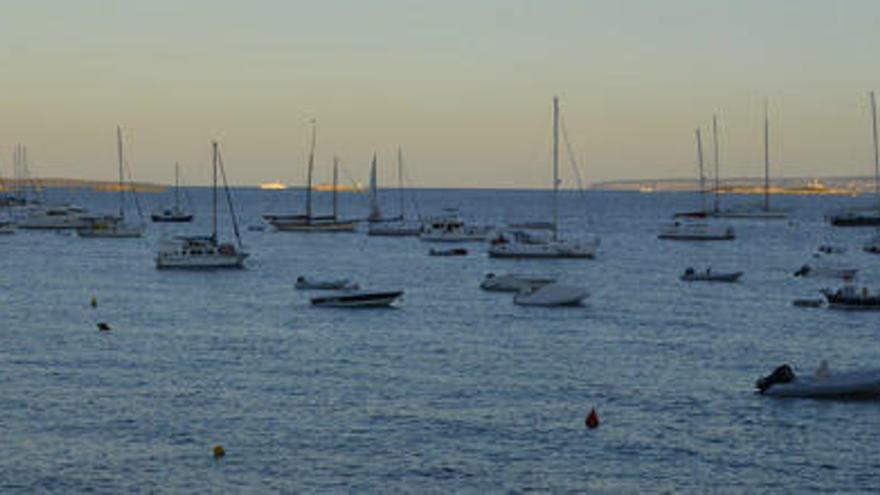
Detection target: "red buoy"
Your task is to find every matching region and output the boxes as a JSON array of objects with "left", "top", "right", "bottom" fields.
[{"left": 585, "top": 408, "right": 599, "bottom": 429}]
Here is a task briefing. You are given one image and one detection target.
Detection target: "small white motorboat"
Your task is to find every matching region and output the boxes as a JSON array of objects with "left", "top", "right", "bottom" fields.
[
  {"left": 680, "top": 267, "right": 743, "bottom": 283},
  {"left": 757, "top": 363, "right": 880, "bottom": 398},
  {"left": 513, "top": 283, "right": 588, "bottom": 306},
  {"left": 295, "top": 276, "right": 359, "bottom": 290},
  {"left": 310, "top": 290, "right": 403, "bottom": 308},
  {"left": 793, "top": 264, "right": 857, "bottom": 281},
  {"left": 480, "top": 273, "right": 556, "bottom": 292}
]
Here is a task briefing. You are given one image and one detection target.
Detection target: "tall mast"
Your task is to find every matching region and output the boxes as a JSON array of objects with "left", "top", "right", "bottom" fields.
[
  {"left": 211, "top": 141, "right": 218, "bottom": 241},
  {"left": 368, "top": 153, "right": 380, "bottom": 221},
  {"left": 332, "top": 156, "right": 339, "bottom": 219},
  {"left": 117, "top": 126, "right": 125, "bottom": 219},
  {"left": 695, "top": 128, "right": 706, "bottom": 212},
  {"left": 763, "top": 101, "right": 770, "bottom": 212},
  {"left": 871, "top": 91, "right": 879, "bottom": 205},
  {"left": 712, "top": 113, "right": 720, "bottom": 213},
  {"left": 552, "top": 96, "right": 559, "bottom": 241},
  {"left": 305, "top": 120, "right": 316, "bottom": 219},
  {"left": 397, "top": 146, "right": 405, "bottom": 217},
  {"left": 174, "top": 162, "right": 180, "bottom": 209}
]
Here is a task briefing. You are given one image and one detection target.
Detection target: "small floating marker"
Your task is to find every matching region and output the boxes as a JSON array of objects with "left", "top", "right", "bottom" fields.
[
  {"left": 90, "top": 296, "right": 98, "bottom": 308},
  {"left": 96, "top": 322, "right": 111, "bottom": 331},
  {"left": 585, "top": 408, "right": 599, "bottom": 429},
  {"left": 213, "top": 445, "right": 226, "bottom": 459}
]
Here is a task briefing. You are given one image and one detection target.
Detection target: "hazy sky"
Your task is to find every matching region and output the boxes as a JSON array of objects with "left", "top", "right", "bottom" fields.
[{"left": 2, "top": 0, "right": 880, "bottom": 187}]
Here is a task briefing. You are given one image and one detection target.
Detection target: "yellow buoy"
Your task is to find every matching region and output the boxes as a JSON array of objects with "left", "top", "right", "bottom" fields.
[
  {"left": 90, "top": 296, "right": 98, "bottom": 308},
  {"left": 213, "top": 445, "right": 225, "bottom": 458}
]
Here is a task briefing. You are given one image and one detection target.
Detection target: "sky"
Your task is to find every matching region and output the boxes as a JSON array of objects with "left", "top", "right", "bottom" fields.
[{"left": 2, "top": 0, "right": 880, "bottom": 188}]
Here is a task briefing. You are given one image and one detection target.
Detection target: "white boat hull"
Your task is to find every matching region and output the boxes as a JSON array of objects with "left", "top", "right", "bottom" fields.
[
  {"left": 488, "top": 239, "right": 598, "bottom": 259},
  {"left": 156, "top": 253, "right": 248, "bottom": 269},
  {"left": 480, "top": 274, "right": 556, "bottom": 292},
  {"left": 513, "top": 283, "right": 588, "bottom": 306},
  {"left": 763, "top": 369, "right": 880, "bottom": 398},
  {"left": 311, "top": 291, "right": 403, "bottom": 308}
]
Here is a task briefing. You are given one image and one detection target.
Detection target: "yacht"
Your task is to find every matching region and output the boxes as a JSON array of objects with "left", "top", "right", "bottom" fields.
[
  {"left": 657, "top": 221, "right": 735, "bottom": 241},
  {"left": 152, "top": 163, "right": 193, "bottom": 222},
  {"left": 367, "top": 148, "right": 423, "bottom": 237},
  {"left": 821, "top": 286, "right": 880, "bottom": 310},
  {"left": 513, "top": 283, "right": 589, "bottom": 306},
  {"left": 828, "top": 91, "right": 880, "bottom": 227},
  {"left": 420, "top": 210, "right": 491, "bottom": 242},
  {"left": 156, "top": 141, "right": 248, "bottom": 269},
  {"left": 18, "top": 204, "right": 92, "bottom": 230}
]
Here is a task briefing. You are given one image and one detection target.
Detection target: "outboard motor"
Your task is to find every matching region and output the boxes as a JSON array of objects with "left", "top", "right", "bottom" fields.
[
  {"left": 794, "top": 265, "right": 811, "bottom": 277},
  {"left": 756, "top": 364, "right": 796, "bottom": 394}
]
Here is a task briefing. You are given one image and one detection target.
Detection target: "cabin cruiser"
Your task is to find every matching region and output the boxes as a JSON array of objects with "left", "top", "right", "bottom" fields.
[
  {"left": 480, "top": 273, "right": 556, "bottom": 292},
  {"left": 821, "top": 286, "right": 880, "bottom": 310},
  {"left": 156, "top": 235, "right": 248, "bottom": 269},
  {"left": 658, "top": 222, "right": 735, "bottom": 241},
  {"left": 151, "top": 206, "right": 193, "bottom": 223},
  {"left": 793, "top": 264, "right": 857, "bottom": 281},
  {"left": 419, "top": 212, "right": 491, "bottom": 242},
  {"left": 295, "top": 276, "right": 359, "bottom": 290},
  {"left": 487, "top": 228, "right": 599, "bottom": 259},
  {"left": 757, "top": 363, "right": 880, "bottom": 398},
  {"left": 513, "top": 283, "right": 588, "bottom": 306},
  {"left": 827, "top": 208, "right": 880, "bottom": 227},
  {"left": 311, "top": 290, "right": 403, "bottom": 308},
  {"left": 17, "top": 204, "right": 92, "bottom": 229},
  {"left": 680, "top": 267, "right": 743, "bottom": 283}
]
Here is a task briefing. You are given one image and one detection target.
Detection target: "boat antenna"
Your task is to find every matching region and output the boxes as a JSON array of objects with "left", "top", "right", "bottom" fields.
[
  {"left": 696, "top": 127, "right": 706, "bottom": 213},
  {"left": 871, "top": 91, "right": 879, "bottom": 206},
  {"left": 552, "top": 96, "right": 560, "bottom": 241},
  {"left": 712, "top": 113, "right": 720, "bottom": 213},
  {"left": 217, "top": 144, "right": 244, "bottom": 248},
  {"left": 211, "top": 141, "right": 218, "bottom": 241},
  {"left": 305, "top": 119, "right": 316, "bottom": 220},
  {"left": 764, "top": 100, "right": 770, "bottom": 212}
]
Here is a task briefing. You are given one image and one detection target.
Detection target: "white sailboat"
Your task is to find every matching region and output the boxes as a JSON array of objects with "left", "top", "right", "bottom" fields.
[
  {"left": 709, "top": 103, "right": 787, "bottom": 219},
  {"left": 828, "top": 91, "right": 880, "bottom": 226},
  {"left": 156, "top": 141, "right": 248, "bottom": 269},
  {"left": 368, "top": 147, "right": 423, "bottom": 236},
  {"left": 152, "top": 163, "right": 193, "bottom": 222},
  {"left": 77, "top": 127, "right": 145, "bottom": 238},
  {"left": 488, "top": 96, "right": 599, "bottom": 258}
]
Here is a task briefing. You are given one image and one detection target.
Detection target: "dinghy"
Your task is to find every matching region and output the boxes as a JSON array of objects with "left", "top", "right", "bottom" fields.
[
  {"left": 480, "top": 273, "right": 556, "bottom": 292},
  {"left": 513, "top": 283, "right": 588, "bottom": 306},
  {"left": 757, "top": 364, "right": 880, "bottom": 398},
  {"left": 295, "top": 276, "right": 359, "bottom": 290},
  {"left": 680, "top": 267, "right": 743, "bottom": 283},
  {"left": 311, "top": 290, "right": 403, "bottom": 308}
]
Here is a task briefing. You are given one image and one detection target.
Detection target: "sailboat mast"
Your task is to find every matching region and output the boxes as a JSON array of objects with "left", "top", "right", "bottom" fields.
[
  {"left": 764, "top": 101, "right": 770, "bottom": 212},
  {"left": 332, "top": 156, "right": 339, "bottom": 219},
  {"left": 871, "top": 91, "right": 879, "bottom": 203},
  {"left": 305, "top": 120, "right": 316, "bottom": 219},
  {"left": 212, "top": 141, "right": 218, "bottom": 241},
  {"left": 552, "top": 96, "right": 559, "bottom": 241},
  {"left": 368, "top": 153, "right": 380, "bottom": 221},
  {"left": 712, "top": 114, "right": 720, "bottom": 213},
  {"left": 397, "top": 146, "right": 404, "bottom": 217},
  {"left": 174, "top": 162, "right": 180, "bottom": 209},
  {"left": 695, "top": 128, "right": 706, "bottom": 212},
  {"left": 117, "top": 126, "right": 125, "bottom": 219}
]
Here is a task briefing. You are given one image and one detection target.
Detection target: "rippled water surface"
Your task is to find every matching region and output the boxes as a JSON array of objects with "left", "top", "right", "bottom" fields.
[{"left": 2, "top": 187, "right": 879, "bottom": 492}]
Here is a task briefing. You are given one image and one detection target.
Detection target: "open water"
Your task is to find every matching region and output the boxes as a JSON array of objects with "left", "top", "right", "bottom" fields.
[{"left": 1, "top": 187, "right": 879, "bottom": 493}]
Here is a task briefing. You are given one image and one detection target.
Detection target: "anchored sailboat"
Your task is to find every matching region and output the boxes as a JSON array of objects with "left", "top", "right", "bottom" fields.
[
  {"left": 152, "top": 163, "right": 193, "bottom": 222},
  {"left": 77, "top": 127, "right": 145, "bottom": 238},
  {"left": 155, "top": 141, "right": 248, "bottom": 269},
  {"left": 829, "top": 91, "right": 880, "bottom": 227},
  {"left": 367, "top": 147, "right": 422, "bottom": 236},
  {"left": 488, "top": 96, "right": 599, "bottom": 258}
]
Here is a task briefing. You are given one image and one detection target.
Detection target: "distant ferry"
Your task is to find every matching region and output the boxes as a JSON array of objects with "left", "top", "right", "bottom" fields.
[
  {"left": 313, "top": 183, "right": 364, "bottom": 193},
  {"left": 260, "top": 181, "right": 287, "bottom": 190}
]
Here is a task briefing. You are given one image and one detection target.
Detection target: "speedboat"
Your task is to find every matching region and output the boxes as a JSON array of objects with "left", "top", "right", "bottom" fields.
[
  {"left": 480, "top": 273, "right": 556, "bottom": 292},
  {"left": 680, "top": 267, "right": 742, "bottom": 283},
  {"left": 311, "top": 290, "right": 403, "bottom": 308},
  {"left": 156, "top": 235, "right": 248, "bottom": 269},
  {"left": 821, "top": 286, "right": 880, "bottom": 310},
  {"left": 429, "top": 247, "right": 468, "bottom": 256},
  {"left": 793, "top": 264, "right": 857, "bottom": 281},
  {"left": 295, "top": 276, "right": 359, "bottom": 290},
  {"left": 756, "top": 363, "right": 880, "bottom": 398},
  {"left": 657, "top": 222, "right": 735, "bottom": 241},
  {"left": 513, "top": 283, "right": 588, "bottom": 306},
  {"left": 487, "top": 229, "right": 599, "bottom": 259}
]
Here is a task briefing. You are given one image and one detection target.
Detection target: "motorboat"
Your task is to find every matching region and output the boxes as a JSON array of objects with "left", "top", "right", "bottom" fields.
[
  {"left": 792, "top": 298, "right": 825, "bottom": 308},
  {"left": 155, "top": 141, "right": 248, "bottom": 269},
  {"left": 17, "top": 204, "right": 92, "bottom": 229},
  {"left": 480, "top": 273, "right": 556, "bottom": 292},
  {"left": 513, "top": 283, "right": 588, "bottom": 306},
  {"left": 658, "top": 222, "right": 735, "bottom": 241},
  {"left": 821, "top": 286, "right": 880, "bottom": 310},
  {"left": 793, "top": 264, "right": 857, "bottom": 281},
  {"left": 429, "top": 247, "right": 468, "bottom": 256},
  {"left": 152, "top": 163, "right": 193, "bottom": 222},
  {"left": 77, "top": 216, "right": 145, "bottom": 238},
  {"left": 295, "top": 276, "right": 358, "bottom": 290},
  {"left": 863, "top": 233, "right": 880, "bottom": 254},
  {"left": 680, "top": 267, "right": 743, "bottom": 283},
  {"left": 828, "top": 209, "right": 880, "bottom": 227},
  {"left": 368, "top": 220, "right": 422, "bottom": 236},
  {"left": 156, "top": 235, "right": 248, "bottom": 269},
  {"left": 311, "top": 290, "right": 403, "bottom": 308},
  {"left": 488, "top": 229, "right": 599, "bottom": 259},
  {"left": 756, "top": 363, "right": 880, "bottom": 398},
  {"left": 816, "top": 244, "right": 846, "bottom": 255},
  {"left": 419, "top": 212, "right": 491, "bottom": 242}
]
